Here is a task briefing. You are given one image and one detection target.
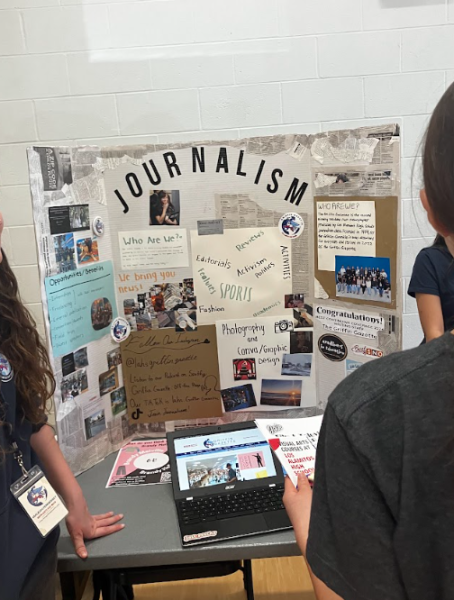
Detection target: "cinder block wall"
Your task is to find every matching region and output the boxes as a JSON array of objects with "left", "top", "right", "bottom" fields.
[{"left": 1, "top": 0, "right": 452, "bottom": 348}]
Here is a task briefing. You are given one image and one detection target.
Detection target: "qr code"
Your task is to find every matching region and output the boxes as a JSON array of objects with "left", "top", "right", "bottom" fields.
[
  {"left": 160, "top": 471, "right": 172, "bottom": 483},
  {"left": 266, "top": 423, "right": 283, "bottom": 435}
]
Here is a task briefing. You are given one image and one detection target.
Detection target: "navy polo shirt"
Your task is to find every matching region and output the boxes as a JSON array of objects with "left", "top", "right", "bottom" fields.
[
  {"left": 408, "top": 246, "right": 454, "bottom": 332},
  {"left": 0, "top": 355, "right": 58, "bottom": 600}
]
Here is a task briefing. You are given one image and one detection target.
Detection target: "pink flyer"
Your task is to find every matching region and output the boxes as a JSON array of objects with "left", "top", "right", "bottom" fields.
[{"left": 106, "top": 439, "right": 171, "bottom": 488}]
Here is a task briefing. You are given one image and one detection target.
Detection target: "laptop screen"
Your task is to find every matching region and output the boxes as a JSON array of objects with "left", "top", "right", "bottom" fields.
[{"left": 174, "top": 427, "right": 277, "bottom": 492}]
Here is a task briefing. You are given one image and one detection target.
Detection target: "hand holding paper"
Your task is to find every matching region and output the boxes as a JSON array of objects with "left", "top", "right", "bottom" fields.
[{"left": 255, "top": 416, "right": 323, "bottom": 487}]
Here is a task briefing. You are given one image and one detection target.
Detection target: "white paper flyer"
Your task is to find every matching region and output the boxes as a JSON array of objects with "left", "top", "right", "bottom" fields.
[{"left": 255, "top": 415, "right": 323, "bottom": 487}]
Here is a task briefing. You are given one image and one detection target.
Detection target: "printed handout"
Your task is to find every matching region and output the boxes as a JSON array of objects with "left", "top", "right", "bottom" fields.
[
  {"left": 118, "top": 229, "right": 188, "bottom": 270},
  {"left": 255, "top": 415, "right": 323, "bottom": 487},
  {"left": 106, "top": 439, "right": 171, "bottom": 488},
  {"left": 316, "top": 200, "right": 376, "bottom": 272}
]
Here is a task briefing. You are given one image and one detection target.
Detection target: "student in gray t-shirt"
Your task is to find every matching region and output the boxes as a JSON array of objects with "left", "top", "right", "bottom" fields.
[{"left": 283, "top": 82, "right": 454, "bottom": 600}]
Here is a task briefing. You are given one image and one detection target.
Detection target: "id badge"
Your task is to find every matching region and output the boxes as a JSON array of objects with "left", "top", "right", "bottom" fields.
[{"left": 10, "top": 465, "right": 68, "bottom": 537}]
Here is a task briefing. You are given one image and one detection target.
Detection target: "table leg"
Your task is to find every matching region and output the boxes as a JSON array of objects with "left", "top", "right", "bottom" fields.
[
  {"left": 59, "top": 571, "right": 90, "bottom": 600},
  {"left": 60, "top": 572, "right": 77, "bottom": 600},
  {"left": 243, "top": 560, "right": 254, "bottom": 600}
]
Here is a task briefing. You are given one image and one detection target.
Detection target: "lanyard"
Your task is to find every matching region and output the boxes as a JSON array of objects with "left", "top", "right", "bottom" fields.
[
  {"left": 3, "top": 422, "right": 29, "bottom": 478},
  {"left": 11, "top": 440, "right": 28, "bottom": 478}
]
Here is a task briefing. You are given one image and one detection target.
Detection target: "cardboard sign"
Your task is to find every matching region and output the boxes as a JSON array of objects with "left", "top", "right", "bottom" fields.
[{"left": 121, "top": 325, "right": 223, "bottom": 423}]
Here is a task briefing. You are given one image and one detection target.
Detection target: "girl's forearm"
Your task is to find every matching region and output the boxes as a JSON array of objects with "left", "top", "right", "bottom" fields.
[{"left": 30, "top": 424, "right": 86, "bottom": 510}]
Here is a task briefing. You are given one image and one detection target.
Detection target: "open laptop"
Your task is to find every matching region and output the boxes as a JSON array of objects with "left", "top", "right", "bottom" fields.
[{"left": 167, "top": 421, "right": 292, "bottom": 547}]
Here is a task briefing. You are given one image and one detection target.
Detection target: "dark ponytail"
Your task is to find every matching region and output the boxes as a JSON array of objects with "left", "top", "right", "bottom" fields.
[{"left": 423, "top": 83, "right": 454, "bottom": 234}]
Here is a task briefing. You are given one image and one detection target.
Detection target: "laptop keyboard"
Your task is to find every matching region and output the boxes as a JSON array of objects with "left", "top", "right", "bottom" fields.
[{"left": 180, "top": 485, "right": 285, "bottom": 526}]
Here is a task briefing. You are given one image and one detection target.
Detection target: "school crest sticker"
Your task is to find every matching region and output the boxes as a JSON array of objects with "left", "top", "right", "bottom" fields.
[
  {"left": 0, "top": 354, "right": 13, "bottom": 382},
  {"left": 279, "top": 212, "right": 304, "bottom": 239}
]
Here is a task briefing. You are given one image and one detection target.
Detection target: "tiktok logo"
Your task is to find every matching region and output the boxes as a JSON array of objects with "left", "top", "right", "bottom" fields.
[{"left": 131, "top": 408, "right": 143, "bottom": 420}]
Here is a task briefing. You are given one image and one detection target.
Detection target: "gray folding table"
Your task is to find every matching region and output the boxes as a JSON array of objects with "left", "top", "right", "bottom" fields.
[{"left": 58, "top": 453, "right": 300, "bottom": 600}]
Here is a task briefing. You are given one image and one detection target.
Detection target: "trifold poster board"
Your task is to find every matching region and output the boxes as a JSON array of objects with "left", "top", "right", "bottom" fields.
[{"left": 27, "top": 125, "right": 401, "bottom": 475}]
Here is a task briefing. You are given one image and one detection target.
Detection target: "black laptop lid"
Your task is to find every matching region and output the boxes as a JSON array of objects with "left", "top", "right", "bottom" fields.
[{"left": 167, "top": 421, "right": 284, "bottom": 501}]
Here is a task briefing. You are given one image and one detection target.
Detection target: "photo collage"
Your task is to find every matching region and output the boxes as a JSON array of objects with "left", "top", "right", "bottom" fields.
[
  {"left": 123, "top": 278, "right": 197, "bottom": 333},
  {"left": 60, "top": 345, "right": 89, "bottom": 403},
  {"left": 220, "top": 299, "right": 314, "bottom": 413},
  {"left": 49, "top": 202, "right": 101, "bottom": 274},
  {"left": 98, "top": 344, "right": 127, "bottom": 423}
]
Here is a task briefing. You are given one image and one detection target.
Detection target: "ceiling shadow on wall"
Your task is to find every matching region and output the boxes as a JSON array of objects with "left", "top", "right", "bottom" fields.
[{"left": 380, "top": 0, "right": 444, "bottom": 6}]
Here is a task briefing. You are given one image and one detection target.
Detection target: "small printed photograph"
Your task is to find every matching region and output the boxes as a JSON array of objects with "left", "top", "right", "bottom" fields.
[
  {"left": 346, "top": 359, "right": 363, "bottom": 376},
  {"left": 54, "top": 233, "right": 76, "bottom": 273},
  {"left": 111, "top": 386, "right": 127, "bottom": 417},
  {"left": 76, "top": 237, "right": 99, "bottom": 264},
  {"left": 61, "top": 368, "right": 88, "bottom": 402},
  {"left": 157, "top": 310, "right": 176, "bottom": 329},
  {"left": 149, "top": 190, "right": 180, "bottom": 226},
  {"left": 69, "top": 205, "right": 90, "bottom": 231},
  {"left": 61, "top": 353, "right": 75, "bottom": 377},
  {"left": 233, "top": 358, "right": 256, "bottom": 381},
  {"left": 260, "top": 379, "right": 302, "bottom": 408},
  {"left": 84, "top": 409, "right": 106, "bottom": 441},
  {"left": 48, "top": 205, "right": 90, "bottom": 235},
  {"left": 221, "top": 384, "right": 257, "bottom": 412},
  {"left": 182, "top": 278, "right": 196, "bottom": 305},
  {"left": 175, "top": 309, "right": 197, "bottom": 332},
  {"left": 151, "top": 290, "right": 165, "bottom": 312},
  {"left": 293, "top": 305, "right": 314, "bottom": 328},
  {"left": 162, "top": 283, "right": 183, "bottom": 310},
  {"left": 35, "top": 147, "right": 73, "bottom": 192},
  {"left": 74, "top": 347, "right": 88, "bottom": 369},
  {"left": 107, "top": 348, "right": 122, "bottom": 369},
  {"left": 49, "top": 205, "right": 86, "bottom": 235},
  {"left": 136, "top": 421, "right": 167, "bottom": 435},
  {"left": 186, "top": 454, "right": 240, "bottom": 489},
  {"left": 123, "top": 299, "right": 137, "bottom": 316},
  {"left": 99, "top": 367, "right": 119, "bottom": 396},
  {"left": 290, "top": 331, "right": 313, "bottom": 354},
  {"left": 284, "top": 294, "right": 304, "bottom": 309},
  {"left": 281, "top": 353, "right": 312, "bottom": 377},
  {"left": 335, "top": 256, "right": 391, "bottom": 304},
  {"left": 136, "top": 313, "right": 153, "bottom": 331},
  {"left": 91, "top": 297, "right": 113, "bottom": 331}
]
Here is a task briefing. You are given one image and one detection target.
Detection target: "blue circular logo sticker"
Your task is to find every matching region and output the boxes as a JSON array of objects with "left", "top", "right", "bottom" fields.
[
  {"left": 279, "top": 212, "right": 304, "bottom": 239},
  {"left": 0, "top": 353, "right": 13, "bottom": 382},
  {"left": 92, "top": 216, "right": 105, "bottom": 237},
  {"left": 27, "top": 484, "right": 48, "bottom": 507},
  {"left": 111, "top": 317, "right": 130, "bottom": 343},
  {"left": 203, "top": 439, "right": 214, "bottom": 449}
]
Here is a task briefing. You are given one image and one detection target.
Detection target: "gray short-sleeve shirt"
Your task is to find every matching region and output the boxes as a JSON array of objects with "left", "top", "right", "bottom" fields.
[{"left": 307, "top": 332, "right": 454, "bottom": 600}]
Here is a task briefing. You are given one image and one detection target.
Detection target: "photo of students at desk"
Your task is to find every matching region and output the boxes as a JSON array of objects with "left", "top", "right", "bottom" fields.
[{"left": 187, "top": 456, "right": 239, "bottom": 489}]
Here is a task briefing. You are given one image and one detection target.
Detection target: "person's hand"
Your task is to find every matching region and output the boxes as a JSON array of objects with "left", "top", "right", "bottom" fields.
[
  {"left": 283, "top": 473, "right": 313, "bottom": 555},
  {"left": 66, "top": 504, "right": 125, "bottom": 559}
]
